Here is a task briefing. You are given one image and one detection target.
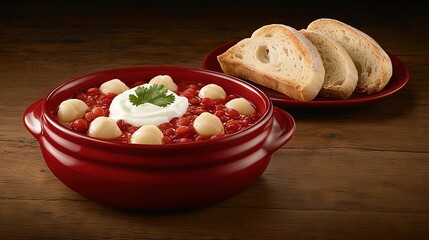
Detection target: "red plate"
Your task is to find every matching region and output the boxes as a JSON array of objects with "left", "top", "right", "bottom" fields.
[{"left": 202, "top": 39, "right": 410, "bottom": 109}]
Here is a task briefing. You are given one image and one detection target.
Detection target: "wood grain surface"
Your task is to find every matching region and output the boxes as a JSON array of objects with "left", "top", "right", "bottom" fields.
[{"left": 1, "top": 1, "right": 428, "bottom": 239}]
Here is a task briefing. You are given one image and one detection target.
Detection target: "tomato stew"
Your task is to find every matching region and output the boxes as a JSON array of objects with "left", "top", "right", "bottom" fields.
[{"left": 59, "top": 80, "right": 261, "bottom": 144}]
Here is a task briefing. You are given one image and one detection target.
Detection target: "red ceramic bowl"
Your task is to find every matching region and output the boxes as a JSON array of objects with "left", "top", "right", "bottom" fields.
[{"left": 23, "top": 66, "right": 295, "bottom": 210}]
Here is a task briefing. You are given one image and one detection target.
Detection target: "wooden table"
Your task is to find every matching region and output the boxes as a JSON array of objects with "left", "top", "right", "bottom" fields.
[{"left": 1, "top": 2, "right": 428, "bottom": 239}]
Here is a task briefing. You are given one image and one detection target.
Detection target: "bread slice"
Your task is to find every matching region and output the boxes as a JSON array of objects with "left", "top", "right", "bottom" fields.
[
  {"left": 307, "top": 18, "right": 393, "bottom": 94},
  {"left": 217, "top": 24, "right": 325, "bottom": 101},
  {"left": 300, "top": 29, "right": 358, "bottom": 99}
]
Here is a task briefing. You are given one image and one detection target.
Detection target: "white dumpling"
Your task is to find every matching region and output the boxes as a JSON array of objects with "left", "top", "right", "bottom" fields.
[
  {"left": 88, "top": 117, "right": 122, "bottom": 139},
  {"left": 225, "top": 98, "right": 256, "bottom": 115},
  {"left": 57, "top": 99, "right": 88, "bottom": 122},
  {"left": 131, "top": 125, "right": 163, "bottom": 144},
  {"left": 148, "top": 75, "right": 178, "bottom": 92},
  {"left": 99, "top": 79, "right": 129, "bottom": 94},
  {"left": 198, "top": 84, "right": 226, "bottom": 100},
  {"left": 193, "top": 112, "right": 224, "bottom": 138}
]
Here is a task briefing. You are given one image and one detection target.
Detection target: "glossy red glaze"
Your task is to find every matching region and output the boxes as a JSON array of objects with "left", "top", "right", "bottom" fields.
[
  {"left": 202, "top": 39, "right": 410, "bottom": 109},
  {"left": 23, "top": 66, "right": 295, "bottom": 210}
]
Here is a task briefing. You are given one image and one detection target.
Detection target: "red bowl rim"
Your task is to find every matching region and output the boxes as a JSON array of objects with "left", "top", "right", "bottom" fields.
[{"left": 42, "top": 65, "right": 274, "bottom": 150}]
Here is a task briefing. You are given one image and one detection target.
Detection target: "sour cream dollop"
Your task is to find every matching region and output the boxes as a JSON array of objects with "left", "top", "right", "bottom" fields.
[{"left": 109, "top": 83, "right": 188, "bottom": 126}]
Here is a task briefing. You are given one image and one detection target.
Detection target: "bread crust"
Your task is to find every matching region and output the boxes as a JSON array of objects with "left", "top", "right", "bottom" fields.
[
  {"left": 217, "top": 24, "right": 325, "bottom": 101},
  {"left": 300, "top": 29, "right": 358, "bottom": 99},
  {"left": 307, "top": 18, "right": 393, "bottom": 94}
]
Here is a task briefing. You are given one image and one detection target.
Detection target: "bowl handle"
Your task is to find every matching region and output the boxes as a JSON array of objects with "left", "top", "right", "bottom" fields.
[
  {"left": 23, "top": 99, "right": 44, "bottom": 139},
  {"left": 263, "top": 107, "right": 296, "bottom": 154}
]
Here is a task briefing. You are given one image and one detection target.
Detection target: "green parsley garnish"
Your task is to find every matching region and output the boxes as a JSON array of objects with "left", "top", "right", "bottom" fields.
[{"left": 129, "top": 84, "right": 175, "bottom": 107}]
